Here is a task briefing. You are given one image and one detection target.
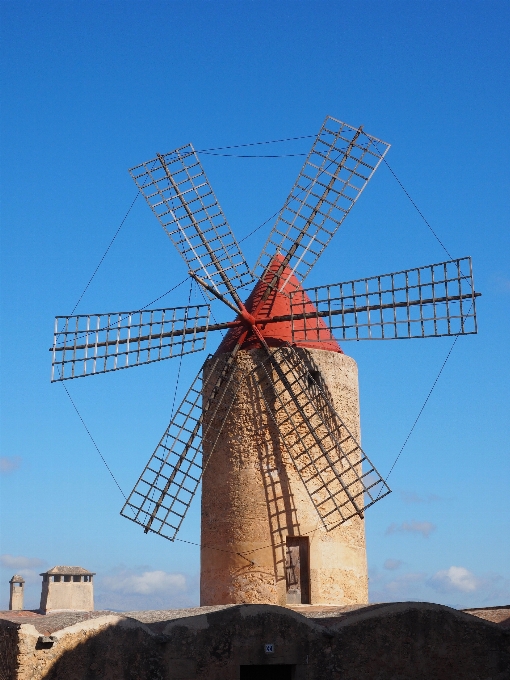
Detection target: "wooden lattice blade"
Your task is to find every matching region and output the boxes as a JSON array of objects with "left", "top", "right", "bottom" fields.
[
  {"left": 120, "top": 350, "right": 247, "bottom": 541},
  {"left": 129, "top": 145, "right": 254, "bottom": 301},
  {"left": 251, "top": 345, "right": 390, "bottom": 530},
  {"left": 252, "top": 116, "right": 390, "bottom": 298},
  {"left": 51, "top": 304, "right": 210, "bottom": 382},
  {"left": 290, "top": 257, "right": 479, "bottom": 342}
]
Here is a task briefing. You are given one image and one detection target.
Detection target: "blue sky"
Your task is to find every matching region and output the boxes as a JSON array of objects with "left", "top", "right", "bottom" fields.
[{"left": 1, "top": 0, "right": 509, "bottom": 612}]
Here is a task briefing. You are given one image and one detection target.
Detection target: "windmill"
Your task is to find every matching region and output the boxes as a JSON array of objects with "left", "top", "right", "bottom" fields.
[{"left": 51, "top": 116, "right": 479, "bottom": 607}]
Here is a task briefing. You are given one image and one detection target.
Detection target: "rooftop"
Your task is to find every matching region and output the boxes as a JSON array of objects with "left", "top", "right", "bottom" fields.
[
  {"left": 40, "top": 566, "right": 95, "bottom": 576},
  {"left": 9, "top": 575, "right": 25, "bottom": 583},
  {"left": 0, "top": 603, "right": 508, "bottom": 635}
]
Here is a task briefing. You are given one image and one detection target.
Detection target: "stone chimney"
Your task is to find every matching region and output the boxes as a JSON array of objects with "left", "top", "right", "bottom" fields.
[
  {"left": 9, "top": 575, "right": 25, "bottom": 611},
  {"left": 39, "top": 566, "right": 95, "bottom": 613}
]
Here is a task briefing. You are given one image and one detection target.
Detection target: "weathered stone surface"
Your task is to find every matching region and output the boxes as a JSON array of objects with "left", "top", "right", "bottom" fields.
[
  {"left": 201, "top": 348, "right": 368, "bottom": 607},
  {"left": 0, "top": 621, "right": 18, "bottom": 680},
  {"left": 463, "top": 605, "right": 510, "bottom": 628},
  {"left": 39, "top": 581, "right": 94, "bottom": 613},
  {"left": 39, "top": 566, "right": 95, "bottom": 613},
  {"left": 0, "top": 602, "right": 509, "bottom": 679},
  {"left": 8, "top": 576, "right": 24, "bottom": 612},
  {"left": 0, "top": 610, "right": 114, "bottom": 635},
  {"left": 0, "top": 614, "right": 166, "bottom": 680}
]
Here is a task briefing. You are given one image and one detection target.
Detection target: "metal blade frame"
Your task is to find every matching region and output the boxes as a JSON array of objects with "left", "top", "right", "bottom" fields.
[
  {"left": 120, "top": 350, "right": 247, "bottom": 541},
  {"left": 51, "top": 304, "right": 210, "bottom": 382},
  {"left": 250, "top": 345, "right": 390, "bottom": 530},
  {"left": 129, "top": 145, "right": 254, "bottom": 300},
  {"left": 290, "top": 257, "right": 477, "bottom": 342},
  {"left": 252, "top": 116, "right": 390, "bottom": 294}
]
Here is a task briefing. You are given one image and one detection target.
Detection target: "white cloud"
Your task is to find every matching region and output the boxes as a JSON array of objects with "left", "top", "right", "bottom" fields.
[
  {"left": 15, "top": 569, "right": 43, "bottom": 585},
  {"left": 101, "top": 569, "right": 187, "bottom": 596},
  {"left": 428, "top": 566, "right": 480, "bottom": 593},
  {"left": 384, "top": 558, "right": 403, "bottom": 570},
  {"left": 369, "top": 568, "right": 427, "bottom": 602},
  {"left": 384, "top": 572, "right": 426, "bottom": 596},
  {"left": 0, "top": 554, "right": 45, "bottom": 570},
  {"left": 370, "top": 564, "right": 510, "bottom": 609},
  {"left": 0, "top": 456, "right": 21, "bottom": 474},
  {"left": 399, "top": 491, "right": 443, "bottom": 504},
  {"left": 386, "top": 521, "right": 436, "bottom": 538},
  {"left": 94, "top": 566, "right": 197, "bottom": 612}
]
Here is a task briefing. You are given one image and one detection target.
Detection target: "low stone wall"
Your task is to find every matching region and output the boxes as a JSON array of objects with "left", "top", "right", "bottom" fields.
[
  {"left": 0, "top": 602, "right": 509, "bottom": 679},
  {"left": 0, "top": 614, "right": 165, "bottom": 680},
  {"left": 0, "top": 621, "right": 18, "bottom": 680}
]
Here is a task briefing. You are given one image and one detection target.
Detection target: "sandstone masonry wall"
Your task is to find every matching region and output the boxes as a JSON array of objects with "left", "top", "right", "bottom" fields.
[
  {"left": 200, "top": 348, "right": 368, "bottom": 606},
  {"left": 1, "top": 603, "right": 508, "bottom": 680}
]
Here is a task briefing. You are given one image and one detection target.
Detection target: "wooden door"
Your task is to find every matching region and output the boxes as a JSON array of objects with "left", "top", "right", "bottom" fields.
[{"left": 285, "top": 536, "right": 310, "bottom": 604}]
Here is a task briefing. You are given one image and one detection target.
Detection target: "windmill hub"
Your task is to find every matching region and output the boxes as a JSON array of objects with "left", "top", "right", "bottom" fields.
[{"left": 217, "top": 255, "right": 343, "bottom": 354}]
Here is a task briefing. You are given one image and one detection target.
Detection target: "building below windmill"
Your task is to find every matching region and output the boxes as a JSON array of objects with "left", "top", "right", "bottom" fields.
[
  {"left": 0, "top": 600, "right": 508, "bottom": 679},
  {"left": 6, "top": 566, "right": 95, "bottom": 614},
  {"left": 8, "top": 575, "right": 25, "bottom": 611},
  {"left": 39, "top": 566, "right": 95, "bottom": 613}
]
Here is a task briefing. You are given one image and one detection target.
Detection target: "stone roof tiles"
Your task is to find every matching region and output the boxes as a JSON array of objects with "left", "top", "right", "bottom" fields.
[
  {"left": 9, "top": 575, "right": 25, "bottom": 583},
  {"left": 40, "top": 566, "right": 95, "bottom": 576}
]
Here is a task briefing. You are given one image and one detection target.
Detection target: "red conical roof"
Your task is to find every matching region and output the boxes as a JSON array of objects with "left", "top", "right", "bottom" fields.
[{"left": 216, "top": 255, "right": 342, "bottom": 354}]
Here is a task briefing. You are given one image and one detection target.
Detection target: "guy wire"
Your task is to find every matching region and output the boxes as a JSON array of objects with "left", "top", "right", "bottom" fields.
[
  {"left": 382, "top": 157, "right": 454, "bottom": 260},
  {"left": 61, "top": 382, "right": 127, "bottom": 501},
  {"left": 69, "top": 192, "right": 139, "bottom": 316},
  {"left": 61, "top": 386, "right": 255, "bottom": 564},
  {"left": 63, "top": 133, "right": 309, "bottom": 318}
]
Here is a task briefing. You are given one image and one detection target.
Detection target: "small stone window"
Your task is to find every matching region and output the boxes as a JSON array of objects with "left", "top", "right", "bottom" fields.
[
  {"left": 73, "top": 575, "right": 81, "bottom": 582},
  {"left": 53, "top": 575, "right": 61, "bottom": 582},
  {"left": 64, "top": 575, "right": 72, "bottom": 582}
]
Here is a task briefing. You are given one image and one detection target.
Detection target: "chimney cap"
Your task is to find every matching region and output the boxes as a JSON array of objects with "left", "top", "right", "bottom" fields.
[
  {"left": 9, "top": 575, "right": 25, "bottom": 583},
  {"left": 40, "top": 566, "right": 95, "bottom": 576}
]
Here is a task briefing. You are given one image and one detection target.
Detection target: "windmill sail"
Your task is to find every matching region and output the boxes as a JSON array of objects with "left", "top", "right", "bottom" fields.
[
  {"left": 120, "top": 349, "right": 246, "bottom": 540},
  {"left": 48, "top": 116, "right": 482, "bottom": 549},
  {"left": 129, "top": 145, "right": 255, "bottom": 300},
  {"left": 252, "top": 345, "right": 390, "bottom": 530},
  {"left": 51, "top": 304, "right": 210, "bottom": 381},
  {"left": 290, "top": 257, "right": 478, "bottom": 342},
  {"left": 252, "top": 116, "right": 390, "bottom": 297}
]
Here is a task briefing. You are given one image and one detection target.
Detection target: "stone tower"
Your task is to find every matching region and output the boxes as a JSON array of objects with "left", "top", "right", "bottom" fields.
[
  {"left": 39, "top": 566, "right": 95, "bottom": 613},
  {"left": 9, "top": 575, "right": 25, "bottom": 611},
  {"left": 200, "top": 266, "right": 367, "bottom": 607}
]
